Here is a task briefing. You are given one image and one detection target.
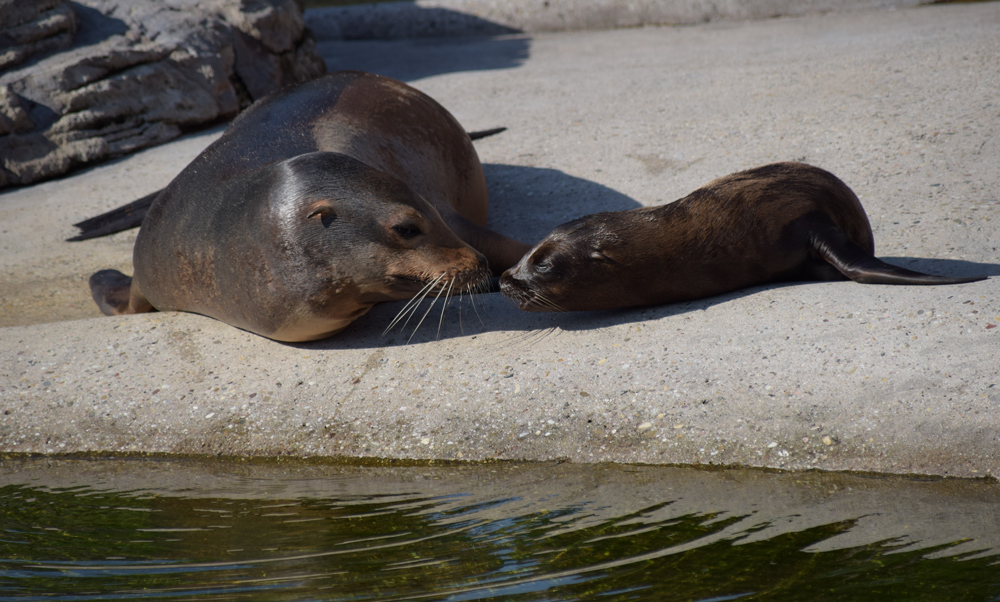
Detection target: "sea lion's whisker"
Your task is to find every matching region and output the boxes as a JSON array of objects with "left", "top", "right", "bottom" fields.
[
  {"left": 382, "top": 284, "right": 429, "bottom": 335},
  {"left": 402, "top": 273, "right": 448, "bottom": 330},
  {"left": 498, "top": 292, "right": 520, "bottom": 307},
  {"left": 383, "top": 274, "right": 445, "bottom": 336},
  {"left": 509, "top": 287, "right": 563, "bottom": 313},
  {"left": 436, "top": 278, "right": 456, "bottom": 339},
  {"left": 467, "top": 283, "right": 486, "bottom": 326},
  {"left": 458, "top": 280, "right": 479, "bottom": 332},
  {"left": 534, "top": 292, "right": 565, "bottom": 312},
  {"left": 460, "top": 280, "right": 483, "bottom": 331},
  {"left": 407, "top": 276, "right": 450, "bottom": 343}
]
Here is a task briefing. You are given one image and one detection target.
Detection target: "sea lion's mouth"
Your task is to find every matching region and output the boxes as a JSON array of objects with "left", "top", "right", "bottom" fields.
[
  {"left": 388, "top": 274, "right": 426, "bottom": 288},
  {"left": 390, "top": 267, "right": 491, "bottom": 297},
  {"left": 498, "top": 277, "right": 528, "bottom": 309},
  {"left": 499, "top": 275, "right": 560, "bottom": 312},
  {"left": 381, "top": 267, "right": 493, "bottom": 339}
]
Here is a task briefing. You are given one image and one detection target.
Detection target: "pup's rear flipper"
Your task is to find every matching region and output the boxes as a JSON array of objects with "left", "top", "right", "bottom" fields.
[
  {"left": 810, "top": 223, "right": 988, "bottom": 285},
  {"left": 89, "top": 270, "right": 144, "bottom": 315}
]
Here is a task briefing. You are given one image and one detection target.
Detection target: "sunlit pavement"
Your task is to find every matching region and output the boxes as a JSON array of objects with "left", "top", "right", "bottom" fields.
[{"left": 1, "top": 1, "right": 997, "bottom": 477}]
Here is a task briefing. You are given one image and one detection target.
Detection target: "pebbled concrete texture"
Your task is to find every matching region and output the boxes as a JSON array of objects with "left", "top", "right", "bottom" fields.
[{"left": 1, "top": 2, "right": 998, "bottom": 477}]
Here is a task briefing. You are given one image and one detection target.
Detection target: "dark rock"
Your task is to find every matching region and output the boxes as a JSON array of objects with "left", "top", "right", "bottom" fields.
[
  {"left": 0, "top": 0, "right": 325, "bottom": 189},
  {"left": 0, "top": 84, "right": 33, "bottom": 135},
  {"left": 0, "top": 0, "right": 77, "bottom": 72}
]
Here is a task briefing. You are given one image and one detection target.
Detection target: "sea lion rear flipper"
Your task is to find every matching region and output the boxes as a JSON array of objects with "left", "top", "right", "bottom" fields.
[
  {"left": 67, "top": 189, "right": 161, "bottom": 241},
  {"left": 809, "top": 222, "right": 987, "bottom": 285},
  {"left": 467, "top": 127, "right": 506, "bottom": 141},
  {"left": 89, "top": 270, "right": 153, "bottom": 315}
]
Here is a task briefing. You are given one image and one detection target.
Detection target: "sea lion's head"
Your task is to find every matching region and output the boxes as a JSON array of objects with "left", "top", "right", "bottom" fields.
[
  {"left": 264, "top": 152, "right": 490, "bottom": 340},
  {"left": 500, "top": 211, "right": 649, "bottom": 312}
]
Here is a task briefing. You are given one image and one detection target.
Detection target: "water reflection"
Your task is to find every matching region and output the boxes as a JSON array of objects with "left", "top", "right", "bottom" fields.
[{"left": 1, "top": 457, "right": 998, "bottom": 601}]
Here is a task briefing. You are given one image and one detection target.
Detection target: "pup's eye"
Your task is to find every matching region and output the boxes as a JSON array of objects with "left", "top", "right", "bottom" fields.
[
  {"left": 590, "top": 250, "right": 617, "bottom": 264},
  {"left": 393, "top": 224, "right": 422, "bottom": 239},
  {"left": 534, "top": 259, "right": 552, "bottom": 274}
]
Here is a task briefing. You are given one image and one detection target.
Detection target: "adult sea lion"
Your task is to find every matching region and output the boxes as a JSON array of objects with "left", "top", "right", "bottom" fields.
[
  {"left": 84, "top": 71, "right": 530, "bottom": 341},
  {"left": 500, "top": 162, "right": 986, "bottom": 311}
]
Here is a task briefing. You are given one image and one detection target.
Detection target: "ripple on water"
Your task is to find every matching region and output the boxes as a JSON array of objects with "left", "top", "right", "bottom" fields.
[{"left": 1, "top": 456, "right": 999, "bottom": 601}]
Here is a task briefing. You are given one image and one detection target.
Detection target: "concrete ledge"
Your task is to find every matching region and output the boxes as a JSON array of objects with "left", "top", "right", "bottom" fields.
[
  {"left": 2, "top": 279, "right": 997, "bottom": 476},
  {"left": 2, "top": 2, "right": 998, "bottom": 477}
]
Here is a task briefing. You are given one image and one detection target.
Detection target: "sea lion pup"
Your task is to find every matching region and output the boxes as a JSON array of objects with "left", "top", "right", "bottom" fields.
[
  {"left": 501, "top": 162, "right": 986, "bottom": 312},
  {"left": 84, "top": 71, "right": 531, "bottom": 342}
]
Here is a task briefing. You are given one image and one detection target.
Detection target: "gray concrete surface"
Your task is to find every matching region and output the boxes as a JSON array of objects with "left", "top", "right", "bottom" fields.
[
  {"left": 1, "top": 2, "right": 998, "bottom": 477},
  {"left": 305, "top": 0, "right": 930, "bottom": 39}
]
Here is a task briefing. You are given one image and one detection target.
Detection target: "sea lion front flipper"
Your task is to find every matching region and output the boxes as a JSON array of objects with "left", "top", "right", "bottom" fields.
[
  {"left": 809, "top": 221, "right": 987, "bottom": 285},
  {"left": 89, "top": 270, "right": 154, "bottom": 316}
]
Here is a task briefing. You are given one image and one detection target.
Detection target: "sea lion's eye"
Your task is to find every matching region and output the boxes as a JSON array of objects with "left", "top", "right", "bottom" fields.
[
  {"left": 534, "top": 259, "right": 552, "bottom": 274},
  {"left": 590, "top": 250, "right": 618, "bottom": 264},
  {"left": 393, "top": 224, "right": 422, "bottom": 239}
]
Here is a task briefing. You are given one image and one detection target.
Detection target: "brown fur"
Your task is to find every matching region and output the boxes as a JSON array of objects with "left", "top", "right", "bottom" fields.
[
  {"left": 88, "top": 72, "right": 529, "bottom": 341},
  {"left": 501, "top": 162, "right": 985, "bottom": 312}
]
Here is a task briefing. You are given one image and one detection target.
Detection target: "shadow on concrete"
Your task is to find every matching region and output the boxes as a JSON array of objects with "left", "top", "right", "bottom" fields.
[
  {"left": 482, "top": 163, "right": 642, "bottom": 244},
  {"left": 880, "top": 257, "right": 1000, "bottom": 281},
  {"left": 307, "top": 3, "right": 521, "bottom": 41},
  {"left": 308, "top": 1, "right": 529, "bottom": 81},
  {"left": 318, "top": 35, "right": 530, "bottom": 82}
]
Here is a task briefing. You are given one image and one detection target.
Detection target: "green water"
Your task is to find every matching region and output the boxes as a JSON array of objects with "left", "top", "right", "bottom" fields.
[{"left": 1, "top": 457, "right": 998, "bottom": 601}]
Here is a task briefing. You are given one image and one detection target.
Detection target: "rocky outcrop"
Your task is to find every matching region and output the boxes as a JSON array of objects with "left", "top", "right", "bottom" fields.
[
  {"left": 0, "top": 0, "right": 325, "bottom": 189},
  {"left": 0, "top": 0, "right": 77, "bottom": 72}
]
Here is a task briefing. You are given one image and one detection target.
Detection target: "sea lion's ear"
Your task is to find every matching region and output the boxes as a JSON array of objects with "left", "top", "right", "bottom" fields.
[{"left": 306, "top": 202, "right": 337, "bottom": 227}]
